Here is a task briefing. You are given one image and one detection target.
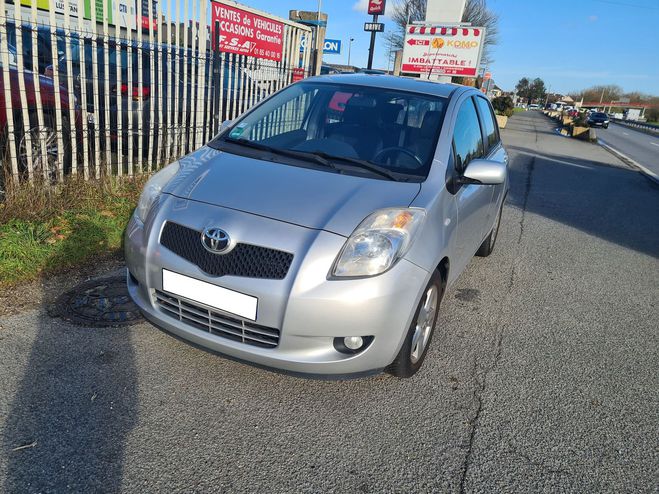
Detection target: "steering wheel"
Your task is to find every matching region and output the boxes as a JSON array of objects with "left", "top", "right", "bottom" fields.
[{"left": 373, "top": 147, "right": 423, "bottom": 168}]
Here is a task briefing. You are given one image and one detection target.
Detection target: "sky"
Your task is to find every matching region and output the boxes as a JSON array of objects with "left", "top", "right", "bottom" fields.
[{"left": 241, "top": 0, "right": 659, "bottom": 96}]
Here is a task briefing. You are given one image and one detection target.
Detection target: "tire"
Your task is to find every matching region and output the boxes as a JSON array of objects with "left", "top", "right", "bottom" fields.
[
  {"left": 387, "top": 270, "right": 443, "bottom": 378},
  {"left": 476, "top": 199, "right": 504, "bottom": 257},
  {"left": 17, "top": 113, "right": 72, "bottom": 182},
  {"left": 604, "top": 124, "right": 608, "bottom": 129}
]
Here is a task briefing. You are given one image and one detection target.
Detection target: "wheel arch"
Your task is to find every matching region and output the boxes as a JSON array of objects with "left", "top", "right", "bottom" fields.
[{"left": 436, "top": 256, "right": 449, "bottom": 290}]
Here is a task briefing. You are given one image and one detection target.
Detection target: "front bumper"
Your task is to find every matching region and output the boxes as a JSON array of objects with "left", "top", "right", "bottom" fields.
[{"left": 125, "top": 195, "right": 430, "bottom": 376}]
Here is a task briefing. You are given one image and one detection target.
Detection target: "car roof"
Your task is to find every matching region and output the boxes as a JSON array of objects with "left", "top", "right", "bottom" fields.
[{"left": 303, "top": 73, "right": 465, "bottom": 99}]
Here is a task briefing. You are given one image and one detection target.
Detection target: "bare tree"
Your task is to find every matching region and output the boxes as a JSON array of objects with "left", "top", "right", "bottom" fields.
[{"left": 385, "top": 0, "right": 499, "bottom": 67}]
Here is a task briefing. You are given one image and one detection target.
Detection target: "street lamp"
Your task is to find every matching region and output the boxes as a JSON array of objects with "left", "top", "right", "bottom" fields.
[{"left": 348, "top": 37, "right": 354, "bottom": 66}]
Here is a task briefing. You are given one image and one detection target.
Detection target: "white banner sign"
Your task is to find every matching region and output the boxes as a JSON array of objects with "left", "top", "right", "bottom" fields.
[{"left": 401, "top": 25, "right": 485, "bottom": 77}]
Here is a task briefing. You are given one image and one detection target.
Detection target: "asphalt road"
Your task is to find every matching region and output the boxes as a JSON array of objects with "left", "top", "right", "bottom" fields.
[
  {"left": 1, "top": 111, "right": 658, "bottom": 493},
  {"left": 597, "top": 122, "right": 659, "bottom": 179}
]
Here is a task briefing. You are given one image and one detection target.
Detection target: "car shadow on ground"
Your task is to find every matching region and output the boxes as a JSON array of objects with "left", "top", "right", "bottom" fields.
[
  {"left": 505, "top": 143, "right": 659, "bottom": 259},
  {"left": 1, "top": 234, "right": 138, "bottom": 491}
]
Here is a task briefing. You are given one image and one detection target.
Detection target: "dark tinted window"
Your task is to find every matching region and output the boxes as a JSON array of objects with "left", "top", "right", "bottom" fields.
[
  {"left": 213, "top": 82, "right": 447, "bottom": 180},
  {"left": 453, "top": 98, "right": 484, "bottom": 172},
  {"left": 475, "top": 97, "right": 499, "bottom": 151}
]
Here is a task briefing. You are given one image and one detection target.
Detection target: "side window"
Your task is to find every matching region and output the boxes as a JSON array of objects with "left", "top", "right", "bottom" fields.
[
  {"left": 475, "top": 97, "right": 500, "bottom": 152},
  {"left": 452, "top": 98, "right": 484, "bottom": 173}
]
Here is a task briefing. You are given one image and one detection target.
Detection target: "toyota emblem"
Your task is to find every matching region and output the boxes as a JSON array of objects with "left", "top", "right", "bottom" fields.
[{"left": 201, "top": 227, "right": 231, "bottom": 254}]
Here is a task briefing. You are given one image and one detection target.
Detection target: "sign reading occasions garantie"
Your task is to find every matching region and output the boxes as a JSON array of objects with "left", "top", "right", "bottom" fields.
[
  {"left": 401, "top": 25, "right": 485, "bottom": 77},
  {"left": 211, "top": 0, "right": 284, "bottom": 62}
]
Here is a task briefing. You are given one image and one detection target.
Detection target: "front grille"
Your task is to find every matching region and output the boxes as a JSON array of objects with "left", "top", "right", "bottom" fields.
[
  {"left": 154, "top": 290, "right": 279, "bottom": 348},
  {"left": 160, "top": 222, "right": 293, "bottom": 280}
]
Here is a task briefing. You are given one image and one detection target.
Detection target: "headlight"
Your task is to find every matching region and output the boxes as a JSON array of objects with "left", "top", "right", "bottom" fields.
[
  {"left": 332, "top": 208, "right": 426, "bottom": 278},
  {"left": 135, "top": 161, "right": 180, "bottom": 223}
]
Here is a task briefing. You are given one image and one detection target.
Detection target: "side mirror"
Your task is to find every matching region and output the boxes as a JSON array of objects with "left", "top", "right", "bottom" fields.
[
  {"left": 462, "top": 159, "right": 506, "bottom": 185},
  {"left": 220, "top": 119, "right": 233, "bottom": 132}
]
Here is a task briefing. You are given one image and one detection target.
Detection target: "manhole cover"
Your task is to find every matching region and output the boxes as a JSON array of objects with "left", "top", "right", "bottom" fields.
[{"left": 49, "top": 275, "right": 143, "bottom": 327}]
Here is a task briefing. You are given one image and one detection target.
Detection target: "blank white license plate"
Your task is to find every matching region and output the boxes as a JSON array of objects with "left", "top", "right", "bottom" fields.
[{"left": 162, "top": 269, "right": 257, "bottom": 321}]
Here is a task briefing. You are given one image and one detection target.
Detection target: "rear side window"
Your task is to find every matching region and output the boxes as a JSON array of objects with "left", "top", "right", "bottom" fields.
[
  {"left": 453, "top": 98, "right": 484, "bottom": 172},
  {"left": 475, "top": 97, "right": 499, "bottom": 152}
]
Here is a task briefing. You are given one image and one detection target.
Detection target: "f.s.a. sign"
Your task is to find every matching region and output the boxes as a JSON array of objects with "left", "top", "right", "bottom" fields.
[{"left": 300, "top": 37, "right": 342, "bottom": 55}]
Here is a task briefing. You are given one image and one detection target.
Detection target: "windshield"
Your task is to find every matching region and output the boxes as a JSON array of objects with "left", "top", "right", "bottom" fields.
[{"left": 210, "top": 81, "right": 447, "bottom": 180}]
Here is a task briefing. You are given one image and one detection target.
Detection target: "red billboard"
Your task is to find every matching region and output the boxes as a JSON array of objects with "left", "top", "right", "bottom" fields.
[
  {"left": 211, "top": 1, "right": 284, "bottom": 62},
  {"left": 368, "top": 0, "right": 386, "bottom": 15}
]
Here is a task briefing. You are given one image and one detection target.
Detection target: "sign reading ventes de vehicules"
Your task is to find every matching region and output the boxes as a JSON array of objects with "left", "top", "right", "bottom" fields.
[
  {"left": 402, "top": 25, "right": 485, "bottom": 77},
  {"left": 211, "top": 0, "right": 284, "bottom": 61}
]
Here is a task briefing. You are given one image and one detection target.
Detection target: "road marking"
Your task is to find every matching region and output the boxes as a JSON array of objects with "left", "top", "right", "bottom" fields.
[
  {"left": 651, "top": 142, "right": 659, "bottom": 147},
  {"left": 598, "top": 138, "right": 659, "bottom": 184},
  {"left": 623, "top": 132, "right": 630, "bottom": 136},
  {"left": 514, "top": 150, "right": 591, "bottom": 169}
]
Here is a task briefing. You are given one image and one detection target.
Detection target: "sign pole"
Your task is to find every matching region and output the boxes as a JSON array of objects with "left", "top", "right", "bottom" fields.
[{"left": 367, "top": 14, "right": 378, "bottom": 69}]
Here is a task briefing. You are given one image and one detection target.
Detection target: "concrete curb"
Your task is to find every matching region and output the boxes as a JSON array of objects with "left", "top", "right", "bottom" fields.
[{"left": 598, "top": 138, "right": 659, "bottom": 185}]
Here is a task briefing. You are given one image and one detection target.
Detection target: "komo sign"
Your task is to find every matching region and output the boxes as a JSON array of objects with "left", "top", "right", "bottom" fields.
[
  {"left": 211, "top": 0, "right": 284, "bottom": 61},
  {"left": 402, "top": 25, "right": 485, "bottom": 77}
]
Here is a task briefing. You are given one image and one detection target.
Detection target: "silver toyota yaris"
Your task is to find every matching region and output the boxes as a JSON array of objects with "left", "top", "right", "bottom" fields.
[{"left": 125, "top": 74, "right": 508, "bottom": 378}]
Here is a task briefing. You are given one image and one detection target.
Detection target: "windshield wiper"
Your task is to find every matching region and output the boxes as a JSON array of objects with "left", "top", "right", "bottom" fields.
[
  {"left": 224, "top": 137, "right": 339, "bottom": 171},
  {"left": 312, "top": 152, "right": 400, "bottom": 181}
]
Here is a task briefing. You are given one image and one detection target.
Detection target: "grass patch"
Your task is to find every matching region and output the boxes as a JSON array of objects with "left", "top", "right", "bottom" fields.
[
  {"left": 0, "top": 175, "right": 147, "bottom": 286},
  {"left": 513, "top": 107, "right": 526, "bottom": 113}
]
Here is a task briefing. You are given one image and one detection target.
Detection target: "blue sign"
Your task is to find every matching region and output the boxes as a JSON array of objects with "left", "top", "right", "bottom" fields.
[
  {"left": 300, "top": 37, "right": 342, "bottom": 55},
  {"left": 323, "top": 39, "right": 342, "bottom": 55}
]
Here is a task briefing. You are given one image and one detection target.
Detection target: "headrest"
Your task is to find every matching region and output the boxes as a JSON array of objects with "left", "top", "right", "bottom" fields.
[
  {"left": 381, "top": 103, "right": 404, "bottom": 125},
  {"left": 420, "top": 111, "right": 441, "bottom": 138},
  {"left": 342, "top": 97, "right": 377, "bottom": 125}
]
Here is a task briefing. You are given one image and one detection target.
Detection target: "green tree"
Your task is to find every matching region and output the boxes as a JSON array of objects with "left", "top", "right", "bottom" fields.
[
  {"left": 529, "top": 78, "right": 547, "bottom": 102},
  {"left": 516, "top": 77, "right": 546, "bottom": 104},
  {"left": 515, "top": 77, "right": 530, "bottom": 99}
]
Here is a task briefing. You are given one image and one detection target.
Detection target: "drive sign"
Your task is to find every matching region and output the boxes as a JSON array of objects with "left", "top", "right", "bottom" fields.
[{"left": 401, "top": 25, "right": 485, "bottom": 77}]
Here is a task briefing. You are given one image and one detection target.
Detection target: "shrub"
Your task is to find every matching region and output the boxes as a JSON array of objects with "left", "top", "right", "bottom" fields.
[
  {"left": 573, "top": 114, "right": 589, "bottom": 127},
  {"left": 645, "top": 107, "right": 659, "bottom": 123},
  {"left": 491, "top": 96, "right": 514, "bottom": 116}
]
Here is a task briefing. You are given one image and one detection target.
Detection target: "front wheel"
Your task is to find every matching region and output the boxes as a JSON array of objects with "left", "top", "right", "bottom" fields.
[{"left": 387, "top": 271, "right": 443, "bottom": 378}]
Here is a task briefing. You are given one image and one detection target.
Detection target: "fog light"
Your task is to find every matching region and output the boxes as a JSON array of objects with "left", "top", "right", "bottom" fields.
[
  {"left": 333, "top": 336, "right": 373, "bottom": 355},
  {"left": 344, "top": 336, "right": 364, "bottom": 350}
]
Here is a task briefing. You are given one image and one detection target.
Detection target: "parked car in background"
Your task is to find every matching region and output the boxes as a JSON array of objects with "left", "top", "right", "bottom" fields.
[
  {"left": 587, "top": 112, "right": 609, "bottom": 129},
  {"left": 528, "top": 103, "right": 541, "bottom": 110},
  {"left": 320, "top": 65, "right": 340, "bottom": 75},
  {"left": 8, "top": 22, "right": 269, "bottom": 161},
  {"left": 0, "top": 42, "right": 81, "bottom": 193},
  {"left": 125, "top": 74, "right": 509, "bottom": 378},
  {"left": 357, "top": 68, "right": 387, "bottom": 75}
]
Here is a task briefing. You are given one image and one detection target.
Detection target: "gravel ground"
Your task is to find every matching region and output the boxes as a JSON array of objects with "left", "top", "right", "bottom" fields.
[{"left": 1, "top": 111, "right": 657, "bottom": 493}]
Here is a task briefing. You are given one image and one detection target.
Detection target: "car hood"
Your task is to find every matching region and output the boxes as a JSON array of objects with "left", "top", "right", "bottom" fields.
[{"left": 164, "top": 146, "right": 421, "bottom": 237}]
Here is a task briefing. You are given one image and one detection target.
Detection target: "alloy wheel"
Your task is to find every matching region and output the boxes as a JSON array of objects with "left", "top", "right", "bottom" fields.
[
  {"left": 19, "top": 125, "right": 60, "bottom": 182},
  {"left": 410, "top": 285, "right": 438, "bottom": 364}
]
